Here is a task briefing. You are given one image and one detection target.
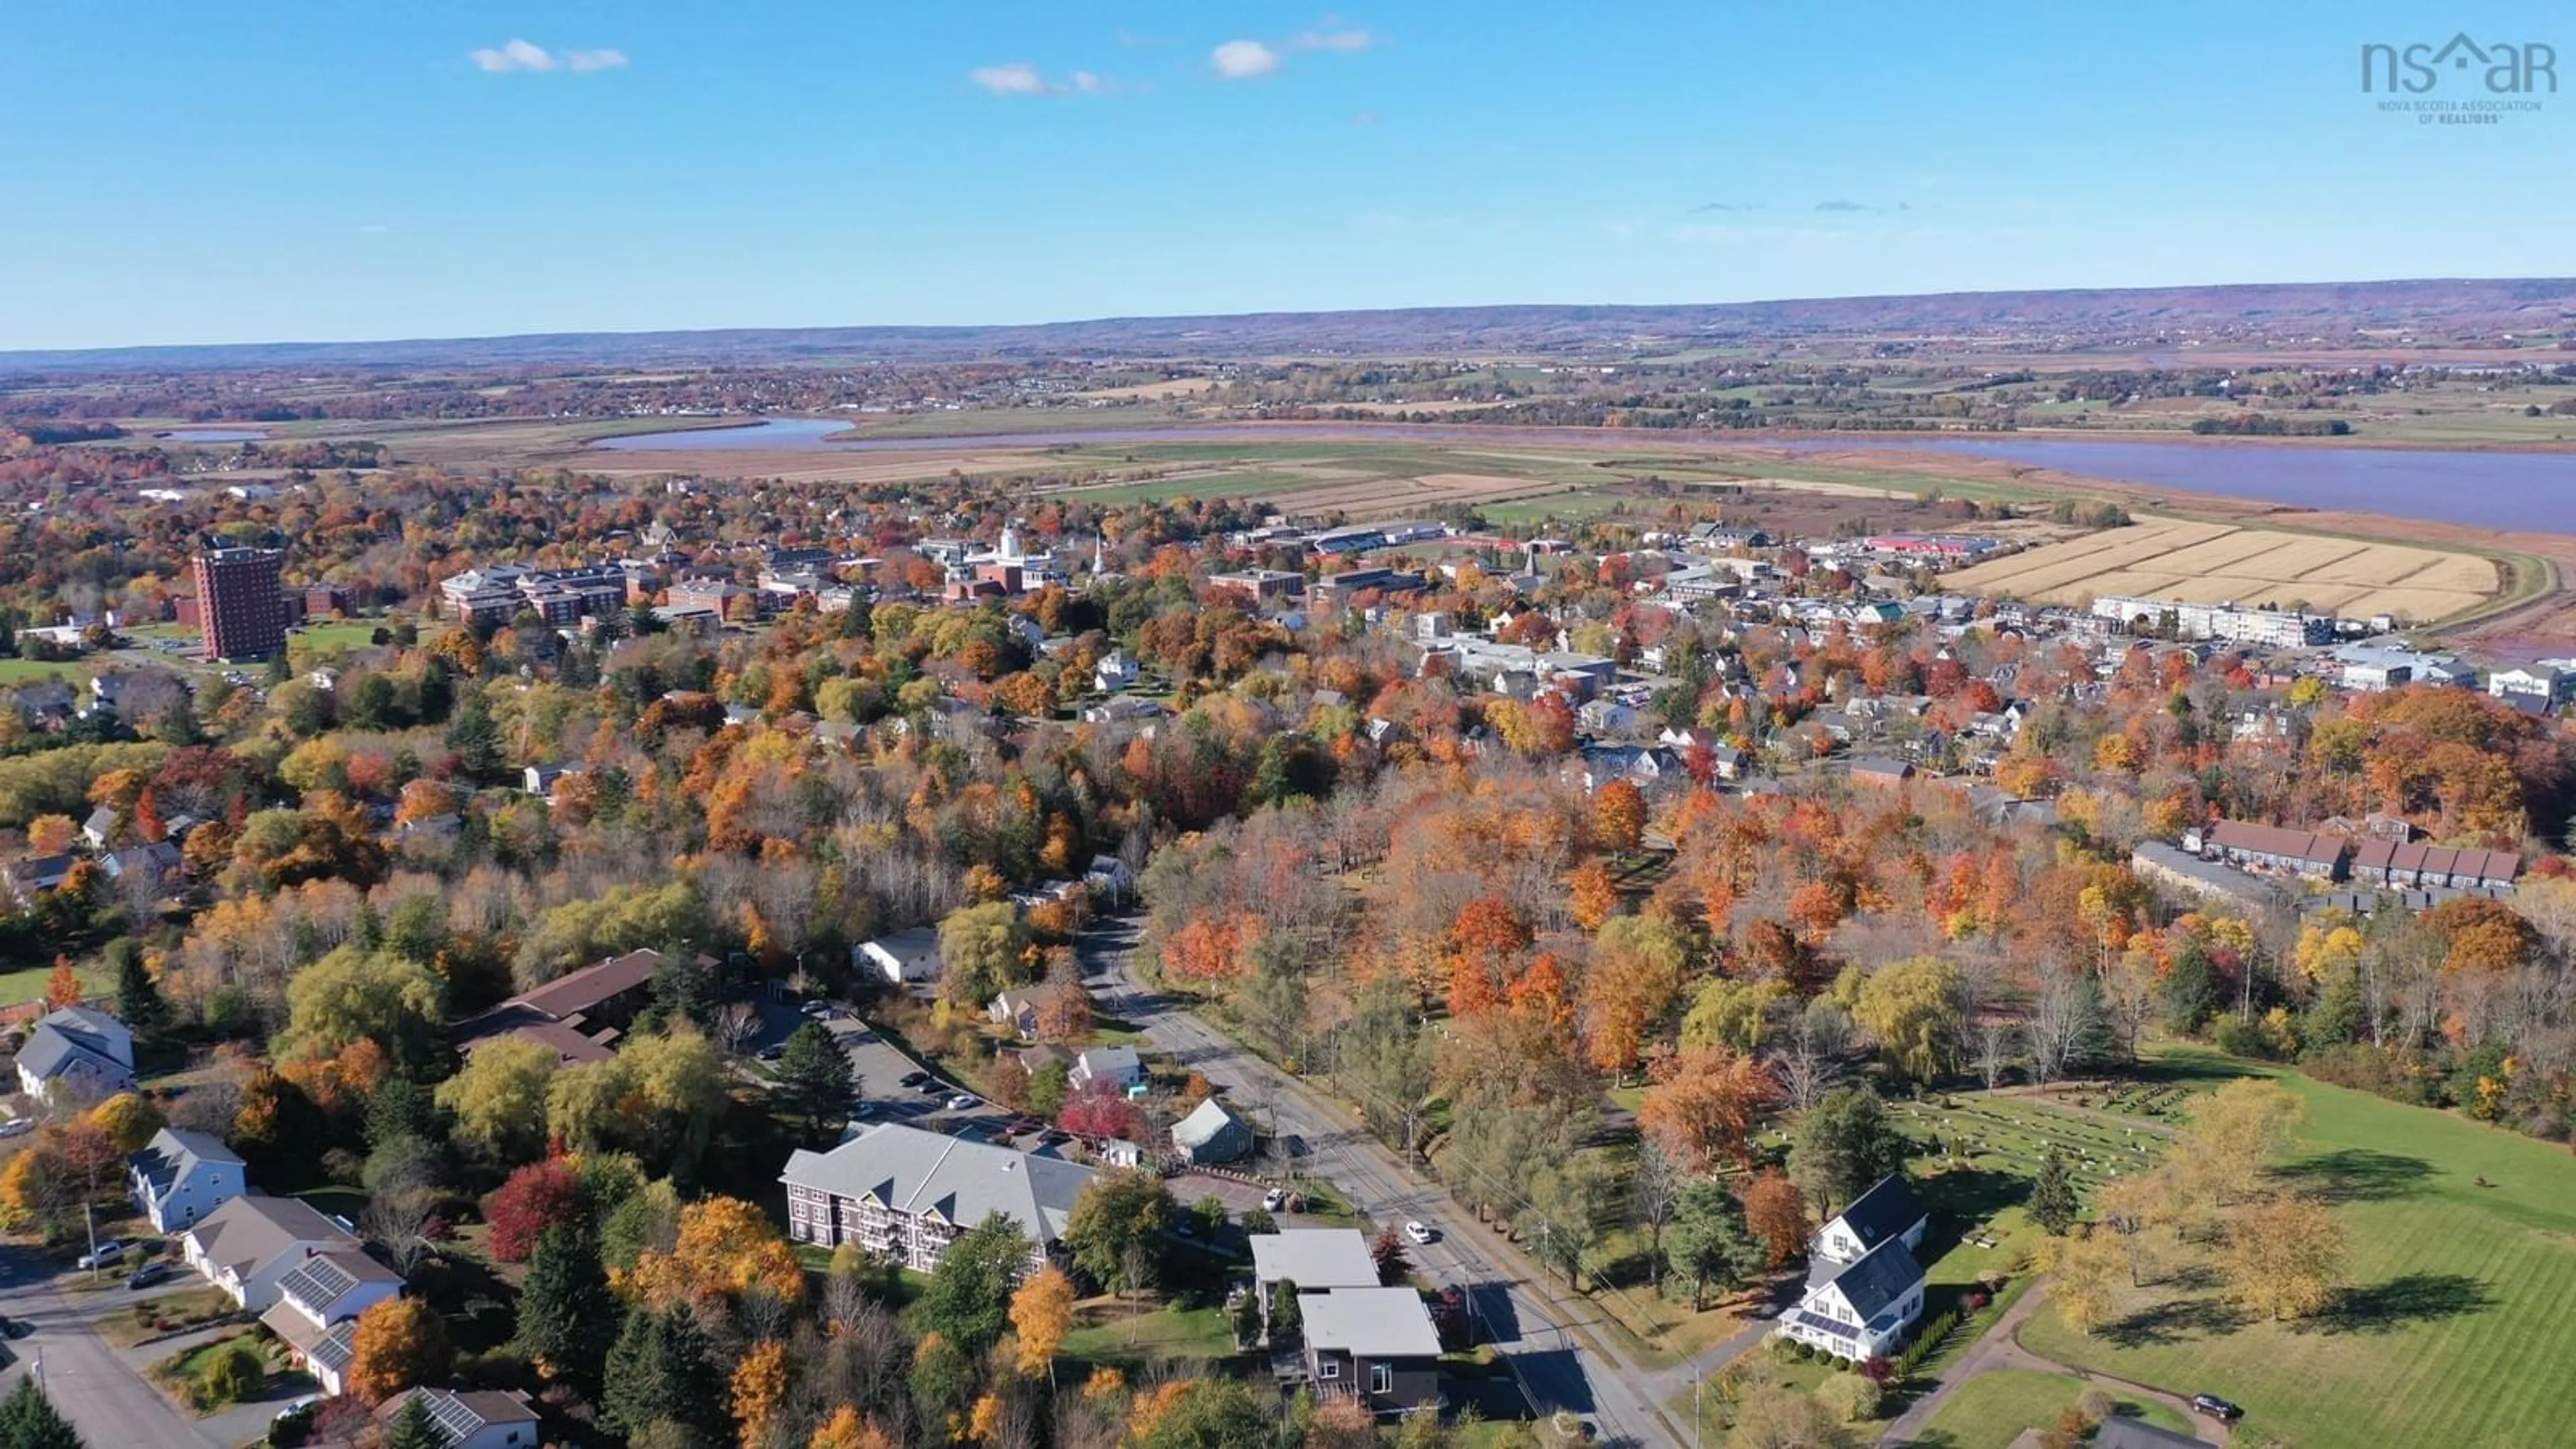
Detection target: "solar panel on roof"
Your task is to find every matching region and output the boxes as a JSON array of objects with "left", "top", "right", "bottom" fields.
[{"left": 424, "top": 1390, "right": 483, "bottom": 1443}]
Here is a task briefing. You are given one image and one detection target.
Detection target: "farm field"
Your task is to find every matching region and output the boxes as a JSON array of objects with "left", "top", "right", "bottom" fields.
[
  {"left": 1943, "top": 519, "right": 2502, "bottom": 623},
  {"left": 2012, "top": 1050, "right": 2576, "bottom": 1449}
]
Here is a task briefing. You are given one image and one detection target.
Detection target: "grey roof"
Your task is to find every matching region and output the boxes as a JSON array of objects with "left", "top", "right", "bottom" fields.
[
  {"left": 1250, "top": 1229, "right": 1380, "bottom": 1289},
  {"left": 1297, "top": 1287, "right": 1444, "bottom": 1358},
  {"left": 129, "top": 1128, "right": 241, "bottom": 1199},
  {"left": 309, "top": 1319, "right": 359, "bottom": 1375},
  {"left": 1171, "top": 1097, "right": 1246, "bottom": 1149},
  {"left": 17, "top": 1007, "right": 133, "bottom": 1085},
  {"left": 2093, "top": 1421, "right": 2213, "bottom": 1449},
  {"left": 276, "top": 1248, "right": 401, "bottom": 1313},
  {"left": 1075, "top": 1046, "right": 1140, "bottom": 1078},
  {"left": 183, "top": 1194, "right": 358, "bottom": 1281},
  {"left": 780, "top": 1123, "right": 1097, "bottom": 1242},
  {"left": 1820, "top": 1234, "right": 1923, "bottom": 1322},
  {"left": 1836, "top": 1174, "right": 1927, "bottom": 1252}
]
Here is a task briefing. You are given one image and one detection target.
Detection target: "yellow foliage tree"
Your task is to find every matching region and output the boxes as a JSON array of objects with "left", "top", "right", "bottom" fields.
[
  {"left": 1010, "top": 1265, "right": 1075, "bottom": 1382},
  {"left": 631, "top": 1195, "right": 805, "bottom": 1308},
  {"left": 729, "top": 1339, "right": 789, "bottom": 1449},
  {"left": 86, "top": 1093, "right": 165, "bottom": 1154},
  {"left": 2217, "top": 1193, "right": 2345, "bottom": 1320}
]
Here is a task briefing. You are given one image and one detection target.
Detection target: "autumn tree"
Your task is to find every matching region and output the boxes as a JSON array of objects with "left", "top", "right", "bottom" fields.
[
  {"left": 347, "top": 1296, "right": 451, "bottom": 1405},
  {"left": 1062, "top": 1169, "right": 1177, "bottom": 1298},
  {"left": 1741, "top": 1169, "right": 1810, "bottom": 1267},
  {"left": 2174, "top": 1078, "right": 2304, "bottom": 1206},
  {"left": 1637, "top": 1043, "right": 1779, "bottom": 1173},
  {"left": 731, "top": 1338, "right": 790, "bottom": 1449},
  {"left": 1594, "top": 778, "right": 1648, "bottom": 853},
  {"left": 436, "top": 1036, "right": 557, "bottom": 1168},
  {"left": 1568, "top": 859, "right": 1620, "bottom": 931},
  {"left": 1581, "top": 912, "right": 1690, "bottom": 1078},
  {"left": 1010, "top": 1265, "right": 1075, "bottom": 1383},
  {"left": 629, "top": 1195, "right": 804, "bottom": 1311},
  {"left": 483, "top": 1159, "right": 582, "bottom": 1264},
  {"left": 2219, "top": 1193, "right": 2345, "bottom": 1321},
  {"left": 2041, "top": 1230, "right": 2129, "bottom": 1337},
  {"left": 1853, "top": 956, "right": 1962, "bottom": 1085}
]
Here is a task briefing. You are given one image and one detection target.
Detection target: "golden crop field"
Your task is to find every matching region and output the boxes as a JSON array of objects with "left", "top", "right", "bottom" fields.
[{"left": 1945, "top": 521, "right": 2502, "bottom": 623}]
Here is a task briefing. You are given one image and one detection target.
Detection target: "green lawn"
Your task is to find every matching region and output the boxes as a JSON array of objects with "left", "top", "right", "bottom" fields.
[
  {"left": 1060, "top": 1301, "right": 1237, "bottom": 1366},
  {"left": 285, "top": 620, "right": 384, "bottom": 656},
  {"left": 0, "top": 958, "right": 110, "bottom": 1008},
  {"left": 1907, "top": 1367, "right": 2194, "bottom": 1449},
  {"left": 0, "top": 657, "right": 93, "bottom": 686},
  {"left": 2016, "top": 1050, "right": 2576, "bottom": 1449}
]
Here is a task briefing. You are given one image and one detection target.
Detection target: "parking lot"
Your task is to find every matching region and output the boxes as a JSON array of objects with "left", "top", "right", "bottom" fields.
[{"left": 743, "top": 998, "right": 1035, "bottom": 1144}]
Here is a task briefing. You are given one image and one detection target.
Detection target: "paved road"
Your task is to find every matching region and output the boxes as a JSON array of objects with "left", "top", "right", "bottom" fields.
[
  {"left": 1081, "top": 918, "right": 1682, "bottom": 1448},
  {"left": 0, "top": 1251, "right": 223, "bottom": 1449}
]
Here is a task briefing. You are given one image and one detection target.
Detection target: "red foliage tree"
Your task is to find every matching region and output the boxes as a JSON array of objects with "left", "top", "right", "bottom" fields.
[
  {"left": 483, "top": 1158, "right": 581, "bottom": 1264},
  {"left": 1057, "top": 1079, "right": 1140, "bottom": 1142}
]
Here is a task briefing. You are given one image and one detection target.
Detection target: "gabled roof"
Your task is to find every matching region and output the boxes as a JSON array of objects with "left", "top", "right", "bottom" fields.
[
  {"left": 129, "top": 1128, "right": 241, "bottom": 1200},
  {"left": 1817, "top": 1234, "right": 1923, "bottom": 1322},
  {"left": 1250, "top": 1229, "right": 1379, "bottom": 1289},
  {"left": 1298, "top": 1287, "right": 1444, "bottom": 1357},
  {"left": 511, "top": 947, "right": 659, "bottom": 1021},
  {"left": 276, "top": 1248, "right": 401, "bottom": 1314},
  {"left": 1834, "top": 1174, "right": 1928, "bottom": 1253},
  {"left": 1171, "top": 1097, "right": 1246, "bottom": 1148},
  {"left": 781, "top": 1124, "right": 1095, "bottom": 1243},
  {"left": 184, "top": 1194, "right": 358, "bottom": 1281},
  {"left": 18, "top": 1006, "right": 134, "bottom": 1084},
  {"left": 2208, "top": 820, "right": 2347, "bottom": 867}
]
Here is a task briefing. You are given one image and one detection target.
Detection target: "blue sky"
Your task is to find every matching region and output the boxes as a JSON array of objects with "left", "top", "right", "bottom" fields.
[{"left": 3, "top": 2, "right": 2571, "bottom": 349}]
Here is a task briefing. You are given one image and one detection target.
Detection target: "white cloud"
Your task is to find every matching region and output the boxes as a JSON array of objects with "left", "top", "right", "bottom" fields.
[
  {"left": 969, "top": 62, "right": 1049, "bottom": 95},
  {"left": 470, "top": 39, "right": 624, "bottom": 74},
  {"left": 1211, "top": 39, "right": 1281, "bottom": 78},
  {"left": 1295, "top": 29, "right": 1372, "bottom": 52},
  {"left": 1072, "top": 70, "right": 1111, "bottom": 95}
]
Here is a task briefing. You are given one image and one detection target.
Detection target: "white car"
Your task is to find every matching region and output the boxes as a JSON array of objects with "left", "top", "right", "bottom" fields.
[
  {"left": 76, "top": 1240, "right": 129, "bottom": 1270},
  {"left": 1262, "top": 1188, "right": 1288, "bottom": 1212},
  {"left": 272, "top": 1394, "right": 323, "bottom": 1424},
  {"left": 1403, "top": 1220, "right": 1436, "bottom": 1245},
  {"left": 945, "top": 1093, "right": 979, "bottom": 1112},
  {"left": 0, "top": 1119, "right": 32, "bottom": 1138}
]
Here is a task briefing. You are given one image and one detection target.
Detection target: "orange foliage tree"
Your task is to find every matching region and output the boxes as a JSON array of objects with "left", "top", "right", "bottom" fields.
[{"left": 1636, "top": 1044, "right": 1780, "bottom": 1172}]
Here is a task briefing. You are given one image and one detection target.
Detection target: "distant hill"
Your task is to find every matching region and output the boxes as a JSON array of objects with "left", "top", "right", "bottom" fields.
[{"left": 8, "top": 277, "right": 2575, "bottom": 372}]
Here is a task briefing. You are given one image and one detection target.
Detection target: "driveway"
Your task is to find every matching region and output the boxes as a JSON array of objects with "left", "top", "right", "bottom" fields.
[
  {"left": 1081, "top": 916, "right": 1683, "bottom": 1447},
  {"left": 0, "top": 1246, "right": 225, "bottom": 1448}
]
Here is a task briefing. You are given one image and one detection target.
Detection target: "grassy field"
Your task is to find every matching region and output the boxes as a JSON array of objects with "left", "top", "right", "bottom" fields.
[
  {"left": 284, "top": 619, "right": 386, "bottom": 656},
  {"left": 1906, "top": 1367, "right": 2196, "bottom": 1449},
  {"left": 0, "top": 957, "right": 111, "bottom": 1008},
  {"left": 0, "top": 657, "right": 93, "bottom": 686},
  {"left": 2012, "top": 1050, "right": 2576, "bottom": 1449},
  {"left": 1059, "top": 1299, "right": 1237, "bottom": 1367}
]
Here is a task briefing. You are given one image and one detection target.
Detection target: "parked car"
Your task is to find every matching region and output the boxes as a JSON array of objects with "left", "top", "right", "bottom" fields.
[
  {"left": 272, "top": 1394, "right": 324, "bottom": 1425},
  {"left": 755, "top": 1044, "right": 786, "bottom": 1062},
  {"left": 1038, "top": 1129, "right": 1072, "bottom": 1146},
  {"left": 127, "top": 1262, "right": 174, "bottom": 1291},
  {"left": 76, "top": 1241, "right": 129, "bottom": 1270},
  {"left": 1262, "top": 1187, "right": 1288, "bottom": 1212},
  {"left": 0, "top": 1315, "right": 27, "bottom": 1339},
  {"left": 1403, "top": 1220, "right": 1436, "bottom": 1245},
  {"left": 944, "top": 1093, "right": 979, "bottom": 1112},
  {"left": 2192, "top": 1395, "right": 2243, "bottom": 1421},
  {"left": 850, "top": 1101, "right": 875, "bottom": 1120},
  {"left": 800, "top": 1000, "right": 835, "bottom": 1018},
  {"left": 898, "top": 1071, "right": 930, "bottom": 1088},
  {"left": 0, "top": 1119, "right": 32, "bottom": 1138},
  {"left": 1007, "top": 1116, "right": 1043, "bottom": 1136}
]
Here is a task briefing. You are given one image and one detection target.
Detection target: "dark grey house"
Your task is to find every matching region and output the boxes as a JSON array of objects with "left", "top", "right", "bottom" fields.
[{"left": 1298, "top": 1286, "right": 1445, "bottom": 1418}]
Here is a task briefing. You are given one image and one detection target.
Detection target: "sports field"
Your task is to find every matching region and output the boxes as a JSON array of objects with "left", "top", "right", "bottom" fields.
[{"left": 1943, "top": 519, "right": 2500, "bottom": 623}]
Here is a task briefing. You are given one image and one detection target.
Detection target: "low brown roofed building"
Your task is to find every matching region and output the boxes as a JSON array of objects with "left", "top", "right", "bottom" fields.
[
  {"left": 2208, "top": 820, "right": 2348, "bottom": 879},
  {"left": 452, "top": 948, "right": 660, "bottom": 1065}
]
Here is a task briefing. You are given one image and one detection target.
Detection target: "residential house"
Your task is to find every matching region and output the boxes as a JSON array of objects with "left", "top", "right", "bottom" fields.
[
  {"left": 374, "top": 1388, "right": 543, "bottom": 1449},
  {"left": 855, "top": 927, "right": 944, "bottom": 987},
  {"left": 1250, "top": 1228, "right": 1383, "bottom": 1337},
  {"left": 128, "top": 1128, "right": 246, "bottom": 1233},
  {"left": 101, "top": 840, "right": 184, "bottom": 901},
  {"left": 1778, "top": 1174, "right": 1929, "bottom": 1360},
  {"left": 259, "top": 1248, "right": 404, "bottom": 1396},
  {"left": 1849, "top": 757, "right": 1916, "bottom": 787},
  {"left": 15, "top": 1005, "right": 137, "bottom": 1104},
  {"left": 2093, "top": 1422, "right": 2215, "bottom": 1449},
  {"left": 1083, "top": 854, "right": 1137, "bottom": 902},
  {"left": 79, "top": 806, "right": 117, "bottom": 851},
  {"left": 1016, "top": 1044, "right": 1075, "bottom": 1079},
  {"left": 1298, "top": 1287, "right": 1446, "bottom": 1418},
  {"left": 1577, "top": 743, "right": 1681, "bottom": 793},
  {"left": 1092, "top": 649, "right": 1141, "bottom": 692},
  {"left": 2489, "top": 663, "right": 2576, "bottom": 706},
  {"left": 989, "top": 990, "right": 1042, "bottom": 1040},
  {"left": 2206, "top": 821, "right": 2349, "bottom": 881},
  {"left": 2351, "top": 840, "right": 2522, "bottom": 894},
  {"left": 451, "top": 947, "right": 661, "bottom": 1067},
  {"left": 180, "top": 1194, "right": 362, "bottom": 1309},
  {"left": 1067, "top": 1046, "right": 1142, "bottom": 1093},
  {"left": 1170, "top": 1097, "right": 1253, "bottom": 1165},
  {"left": 780, "top": 1123, "right": 1097, "bottom": 1276},
  {"left": 0, "top": 854, "right": 75, "bottom": 909}
]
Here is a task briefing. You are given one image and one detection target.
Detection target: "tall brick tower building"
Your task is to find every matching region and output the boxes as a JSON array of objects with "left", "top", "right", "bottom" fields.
[{"left": 192, "top": 545, "right": 288, "bottom": 661}]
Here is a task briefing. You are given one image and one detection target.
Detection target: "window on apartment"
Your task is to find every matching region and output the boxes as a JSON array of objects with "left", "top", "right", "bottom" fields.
[
  {"left": 1371, "top": 1364, "right": 1393, "bottom": 1395},
  {"left": 1319, "top": 1359, "right": 1339, "bottom": 1379}
]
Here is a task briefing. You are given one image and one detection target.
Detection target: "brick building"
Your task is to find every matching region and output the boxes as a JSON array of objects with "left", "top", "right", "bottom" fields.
[{"left": 192, "top": 545, "right": 288, "bottom": 662}]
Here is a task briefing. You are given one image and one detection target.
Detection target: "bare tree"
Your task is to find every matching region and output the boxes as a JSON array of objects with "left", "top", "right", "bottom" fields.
[
  {"left": 2026, "top": 971, "right": 2106, "bottom": 1085},
  {"left": 1773, "top": 996, "right": 1852, "bottom": 1111},
  {"left": 716, "top": 1001, "right": 761, "bottom": 1056},
  {"left": 1973, "top": 1016, "right": 2016, "bottom": 1090},
  {"left": 363, "top": 1190, "right": 436, "bottom": 1277},
  {"left": 1629, "top": 1139, "right": 1681, "bottom": 1286}
]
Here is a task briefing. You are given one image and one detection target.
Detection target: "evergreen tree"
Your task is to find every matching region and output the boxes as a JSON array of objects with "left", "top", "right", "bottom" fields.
[
  {"left": 773, "top": 1021, "right": 857, "bottom": 1147},
  {"left": 382, "top": 1395, "right": 441, "bottom": 1449},
  {"left": 602, "top": 1304, "right": 724, "bottom": 1441},
  {"left": 443, "top": 690, "right": 502, "bottom": 783},
  {"left": 516, "top": 1226, "right": 619, "bottom": 1392},
  {"left": 107, "top": 938, "right": 169, "bottom": 1046},
  {"left": 2030, "top": 1146, "right": 2080, "bottom": 1236},
  {"left": 1663, "top": 1178, "right": 1764, "bottom": 1311},
  {"left": 366, "top": 1073, "right": 443, "bottom": 1152},
  {"left": 1791, "top": 1085, "right": 1910, "bottom": 1216},
  {"left": 0, "top": 1378, "right": 85, "bottom": 1449}
]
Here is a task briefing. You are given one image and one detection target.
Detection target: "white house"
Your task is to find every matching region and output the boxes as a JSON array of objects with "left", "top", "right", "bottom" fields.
[
  {"left": 128, "top": 1128, "right": 246, "bottom": 1233},
  {"left": 1778, "top": 1175, "right": 1929, "bottom": 1361},
  {"left": 374, "top": 1388, "right": 543, "bottom": 1449},
  {"left": 1067, "top": 1046, "right": 1142, "bottom": 1093},
  {"left": 2490, "top": 663, "right": 2576, "bottom": 706},
  {"left": 15, "top": 1006, "right": 137, "bottom": 1104},
  {"left": 258, "top": 1248, "right": 405, "bottom": 1396},
  {"left": 854, "top": 927, "right": 943, "bottom": 987},
  {"left": 989, "top": 990, "right": 1042, "bottom": 1040},
  {"left": 180, "top": 1194, "right": 362, "bottom": 1309},
  {"left": 1093, "top": 649, "right": 1141, "bottom": 692}
]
